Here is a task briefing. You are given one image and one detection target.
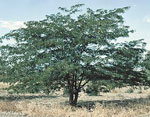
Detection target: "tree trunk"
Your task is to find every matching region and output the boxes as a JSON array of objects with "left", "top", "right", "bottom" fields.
[
  {"left": 69, "top": 92, "right": 74, "bottom": 104},
  {"left": 69, "top": 91, "right": 79, "bottom": 106}
]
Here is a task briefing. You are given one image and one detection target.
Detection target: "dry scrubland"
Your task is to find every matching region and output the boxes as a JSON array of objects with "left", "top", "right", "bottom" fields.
[{"left": 0, "top": 83, "right": 150, "bottom": 116}]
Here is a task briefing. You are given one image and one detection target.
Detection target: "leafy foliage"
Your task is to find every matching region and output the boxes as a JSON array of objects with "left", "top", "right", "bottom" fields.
[
  {"left": 143, "top": 51, "right": 150, "bottom": 81},
  {"left": 0, "top": 4, "right": 149, "bottom": 105}
]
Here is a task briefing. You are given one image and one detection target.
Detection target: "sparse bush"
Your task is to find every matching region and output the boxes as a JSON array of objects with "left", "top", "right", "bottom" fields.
[
  {"left": 125, "top": 88, "right": 134, "bottom": 93},
  {"left": 85, "top": 84, "right": 100, "bottom": 96},
  {"left": 137, "top": 86, "right": 142, "bottom": 94},
  {"left": 144, "top": 86, "right": 149, "bottom": 90},
  {"left": 85, "top": 80, "right": 119, "bottom": 96},
  {"left": 63, "top": 87, "right": 70, "bottom": 97}
]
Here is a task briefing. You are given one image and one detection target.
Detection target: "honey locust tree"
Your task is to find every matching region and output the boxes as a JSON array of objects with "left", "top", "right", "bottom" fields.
[
  {"left": 0, "top": 4, "right": 149, "bottom": 106},
  {"left": 143, "top": 51, "right": 150, "bottom": 80}
]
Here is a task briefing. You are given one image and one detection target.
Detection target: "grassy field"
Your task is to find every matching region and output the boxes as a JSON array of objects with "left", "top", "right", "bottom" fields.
[{"left": 0, "top": 83, "right": 150, "bottom": 117}]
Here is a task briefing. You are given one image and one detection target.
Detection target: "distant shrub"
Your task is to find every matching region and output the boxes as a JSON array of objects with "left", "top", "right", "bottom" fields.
[
  {"left": 125, "top": 88, "right": 134, "bottom": 93},
  {"left": 85, "top": 84, "right": 100, "bottom": 96},
  {"left": 138, "top": 86, "right": 142, "bottom": 94},
  {"left": 85, "top": 80, "right": 118, "bottom": 96},
  {"left": 63, "top": 87, "right": 70, "bottom": 96},
  {"left": 144, "top": 86, "right": 149, "bottom": 90},
  {"left": 137, "top": 90, "right": 142, "bottom": 94}
]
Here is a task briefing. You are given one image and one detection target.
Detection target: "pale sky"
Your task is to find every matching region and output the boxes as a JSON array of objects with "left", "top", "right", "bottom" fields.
[{"left": 0, "top": 0, "right": 150, "bottom": 50}]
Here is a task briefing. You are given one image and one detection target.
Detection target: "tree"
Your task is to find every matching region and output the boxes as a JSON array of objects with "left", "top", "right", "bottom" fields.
[
  {"left": 0, "top": 4, "right": 149, "bottom": 106},
  {"left": 0, "top": 55, "right": 7, "bottom": 80},
  {"left": 143, "top": 51, "right": 150, "bottom": 80},
  {"left": 144, "top": 51, "right": 150, "bottom": 69}
]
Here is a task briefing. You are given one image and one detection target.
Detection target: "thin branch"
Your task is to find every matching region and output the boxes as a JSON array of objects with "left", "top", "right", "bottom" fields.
[
  {"left": 77, "top": 70, "right": 84, "bottom": 90},
  {"left": 80, "top": 79, "right": 90, "bottom": 88}
]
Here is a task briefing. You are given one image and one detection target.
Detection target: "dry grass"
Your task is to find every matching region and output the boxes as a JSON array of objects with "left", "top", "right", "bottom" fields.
[
  {"left": 0, "top": 83, "right": 150, "bottom": 116},
  {"left": 1, "top": 97, "right": 150, "bottom": 117}
]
